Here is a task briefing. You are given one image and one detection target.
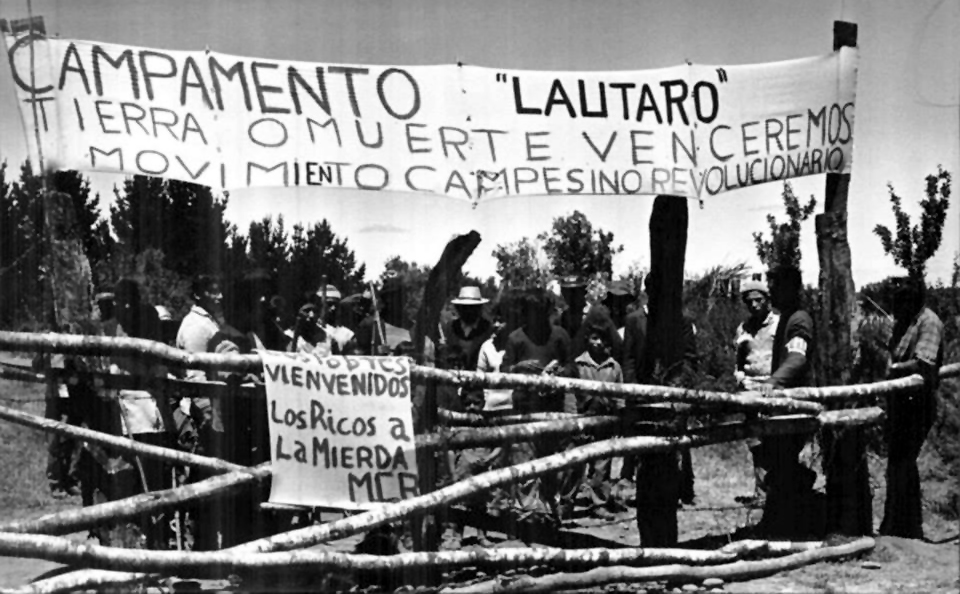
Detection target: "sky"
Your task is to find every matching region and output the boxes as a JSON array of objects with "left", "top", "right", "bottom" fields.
[{"left": 0, "top": 0, "right": 957, "bottom": 289}]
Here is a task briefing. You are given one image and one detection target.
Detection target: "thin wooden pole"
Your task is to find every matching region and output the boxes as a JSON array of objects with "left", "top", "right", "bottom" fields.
[{"left": 817, "top": 20, "right": 870, "bottom": 537}]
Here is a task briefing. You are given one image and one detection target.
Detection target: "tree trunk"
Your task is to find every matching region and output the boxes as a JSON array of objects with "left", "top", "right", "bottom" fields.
[
  {"left": 410, "top": 230, "right": 481, "bottom": 569},
  {"left": 816, "top": 22, "right": 870, "bottom": 536},
  {"left": 636, "top": 195, "right": 689, "bottom": 547},
  {"left": 0, "top": 464, "right": 271, "bottom": 536},
  {"left": 0, "top": 533, "right": 842, "bottom": 580},
  {"left": 444, "top": 537, "right": 875, "bottom": 594}
]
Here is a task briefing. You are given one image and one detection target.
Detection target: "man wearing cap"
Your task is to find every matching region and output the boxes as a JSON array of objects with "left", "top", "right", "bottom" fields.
[
  {"left": 735, "top": 277, "right": 780, "bottom": 391},
  {"left": 734, "top": 276, "right": 780, "bottom": 505},
  {"left": 443, "top": 286, "right": 495, "bottom": 371}
]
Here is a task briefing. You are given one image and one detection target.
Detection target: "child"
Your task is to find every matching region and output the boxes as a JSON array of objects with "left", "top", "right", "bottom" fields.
[{"left": 573, "top": 320, "right": 625, "bottom": 518}]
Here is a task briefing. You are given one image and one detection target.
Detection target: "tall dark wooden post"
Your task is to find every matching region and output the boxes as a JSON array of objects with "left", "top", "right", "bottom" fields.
[
  {"left": 817, "top": 21, "right": 871, "bottom": 536},
  {"left": 409, "top": 231, "right": 480, "bottom": 585},
  {"left": 635, "top": 195, "right": 688, "bottom": 546}
]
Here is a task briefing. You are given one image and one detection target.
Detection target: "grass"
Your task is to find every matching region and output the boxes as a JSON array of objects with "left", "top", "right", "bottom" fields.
[{"left": 0, "top": 379, "right": 61, "bottom": 512}]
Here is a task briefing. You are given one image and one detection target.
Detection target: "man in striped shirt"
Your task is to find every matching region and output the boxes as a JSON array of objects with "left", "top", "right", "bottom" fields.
[{"left": 881, "top": 276, "right": 944, "bottom": 539}]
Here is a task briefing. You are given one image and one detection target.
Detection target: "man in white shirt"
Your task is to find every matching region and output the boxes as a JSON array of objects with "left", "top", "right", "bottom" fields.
[
  {"left": 733, "top": 277, "right": 780, "bottom": 506},
  {"left": 176, "top": 275, "right": 224, "bottom": 433}
]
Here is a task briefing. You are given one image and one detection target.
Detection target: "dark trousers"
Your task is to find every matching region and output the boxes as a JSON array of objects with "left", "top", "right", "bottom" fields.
[
  {"left": 509, "top": 391, "right": 576, "bottom": 523},
  {"left": 45, "top": 391, "right": 82, "bottom": 491},
  {"left": 880, "top": 389, "right": 937, "bottom": 539},
  {"left": 568, "top": 396, "right": 615, "bottom": 508},
  {"left": 680, "top": 448, "right": 695, "bottom": 503},
  {"left": 754, "top": 433, "right": 815, "bottom": 537}
]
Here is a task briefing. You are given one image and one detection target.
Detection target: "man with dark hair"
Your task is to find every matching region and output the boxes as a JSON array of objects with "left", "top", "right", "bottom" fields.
[
  {"left": 501, "top": 287, "right": 575, "bottom": 529},
  {"left": 177, "top": 275, "right": 224, "bottom": 366},
  {"left": 114, "top": 278, "right": 163, "bottom": 342},
  {"left": 755, "top": 265, "right": 817, "bottom": 537},
  {"left": 176, "top": 273, "right": 224, "bottom": 431},
  {"left": 881, "top": 276, "right": 943, "bottom": 539}
]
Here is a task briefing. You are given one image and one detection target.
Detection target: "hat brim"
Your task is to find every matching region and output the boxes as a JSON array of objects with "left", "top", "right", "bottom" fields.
[{"left": 450, "top": 298, "right": 489, "bottom": 305}]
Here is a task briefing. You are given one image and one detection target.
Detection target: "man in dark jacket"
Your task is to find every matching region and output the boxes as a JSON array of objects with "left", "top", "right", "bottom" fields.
[
  {"left": 754, "top": 265, "right": 817, "bottom": 537},
  {"left": 442, "top": 286, "right": 495, "bottom": 369}
]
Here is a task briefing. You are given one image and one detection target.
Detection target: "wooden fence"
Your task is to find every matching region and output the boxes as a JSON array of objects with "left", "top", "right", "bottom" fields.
[{"left": 0, "top": 330, "right": 955, "bottom": 593}]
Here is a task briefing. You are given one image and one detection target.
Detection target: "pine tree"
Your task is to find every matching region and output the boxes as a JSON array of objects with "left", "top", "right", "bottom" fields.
[
  {"left": 109, "top": 176, "right": 232, "bottom": 278},
  {"left": 0, "top": 163, "right": 111, "bottom": 327}
]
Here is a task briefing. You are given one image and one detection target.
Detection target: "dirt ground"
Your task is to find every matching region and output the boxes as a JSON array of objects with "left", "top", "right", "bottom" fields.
[{"left": 0, "top": 373, "right": 957, "bottom": 593}]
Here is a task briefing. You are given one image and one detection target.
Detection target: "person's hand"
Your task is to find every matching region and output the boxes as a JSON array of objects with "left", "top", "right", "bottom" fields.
[
  {"left": 756, "top": 382, "right": 777, "bottom": 397},
  {"left": 542, "top": 360, "right": 562, "bottom": 376},
  {"left": 734, "top": 370, "right": 746, "bottom": 389}
]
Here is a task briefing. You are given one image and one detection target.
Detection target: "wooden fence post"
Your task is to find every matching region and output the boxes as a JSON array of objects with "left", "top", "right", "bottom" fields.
[
  {"left": 816, "top": 20, "right": 871, "bottom": 536},
  {"left": 410, "top": 231, "right": 481, "bottom": 585},
  {"left": 635, "top": 195, "right": 688, "bottom": 546}
]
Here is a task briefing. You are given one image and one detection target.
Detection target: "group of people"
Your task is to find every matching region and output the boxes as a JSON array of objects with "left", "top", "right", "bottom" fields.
[
  {"left": 439, "top": 265, "right": 944, "bottom": 547},
  {"left": 433, "top": 275, "right": 700, "bottom": 547},
  {"left": 44, "top": 264, "right": 944, "bottom": 550},
  {"left": 732, "top": 271, "right": 943, "bottom": 540},
  {"left": 44, "top": 273, "right": 397, "bottom": 548}
]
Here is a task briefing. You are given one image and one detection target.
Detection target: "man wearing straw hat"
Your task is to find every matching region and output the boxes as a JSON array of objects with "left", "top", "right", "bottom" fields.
[{"left": 443, "top": 286, "right": 495, "bottom": 372}]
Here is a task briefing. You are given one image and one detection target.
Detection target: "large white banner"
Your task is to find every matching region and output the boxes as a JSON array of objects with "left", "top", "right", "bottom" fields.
[
  {"left": 2, "top": 17, "right": 857, "bottom": 202},
  {"left": 261, "top": 351, "right": 419, "bottom": 510}
]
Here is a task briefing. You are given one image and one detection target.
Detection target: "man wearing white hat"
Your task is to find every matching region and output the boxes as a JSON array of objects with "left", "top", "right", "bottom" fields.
[
  {"left": 315, "top": 284, "right": 356, "bottom": 355},
  {"left": 443, "top": 286, "right": 495, "bottom": 373}
]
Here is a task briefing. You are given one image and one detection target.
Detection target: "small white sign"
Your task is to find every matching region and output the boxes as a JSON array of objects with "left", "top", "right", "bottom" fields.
[{"left": 261, "top": 351, "right": 419, "bottom": 510}]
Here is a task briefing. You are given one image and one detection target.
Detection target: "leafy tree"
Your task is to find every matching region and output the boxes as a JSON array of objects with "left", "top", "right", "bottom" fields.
[
  {"left": 96, "top": 248, "right": 192, "bottom": 317},
  {"left": 538, "top": 210, "right": 623, "bottom": 279},
  {"left": 752, "top": 181, "right": 816, "bottom": 270},
  {"left": 245, "top": 216, "right": 290, "bottom": 282},
  {"left": 492, "top": 237, "right": 549, "bottom": 289},
  {"left": 873, "top": 166, "right": 952, "bottom": 280}
]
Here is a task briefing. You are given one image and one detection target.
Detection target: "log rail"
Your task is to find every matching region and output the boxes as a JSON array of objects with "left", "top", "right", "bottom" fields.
[{"left": 0, "top": 330, "right": 944, "bottom": 592}]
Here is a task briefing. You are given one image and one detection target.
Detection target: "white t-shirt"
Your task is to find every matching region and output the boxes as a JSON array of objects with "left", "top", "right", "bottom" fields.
[{"left": 477, "top": 337, "right": 512, "bottom": 411}]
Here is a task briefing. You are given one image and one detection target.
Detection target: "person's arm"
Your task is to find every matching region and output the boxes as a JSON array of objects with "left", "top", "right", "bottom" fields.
[
  {"left": 889, "top": 313, "right": 943, "bottom": 387},
  {"left": 768, "top": 312, "right": 812, "bottom": 388},
  {"left": 502, "top": 333, "right": 519, "bottom": 370},
  {"left": 623, "top": 316, "right": 638, "bottom": 383},
  {"left": 681, "top": 318, "right": 699, "bottom": 374},
  {"left": 734, "top": 325, "right": 749, "bottom": 388},
  {"left": 477, "top": 341, "right": 492, "bottom": 373}
]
